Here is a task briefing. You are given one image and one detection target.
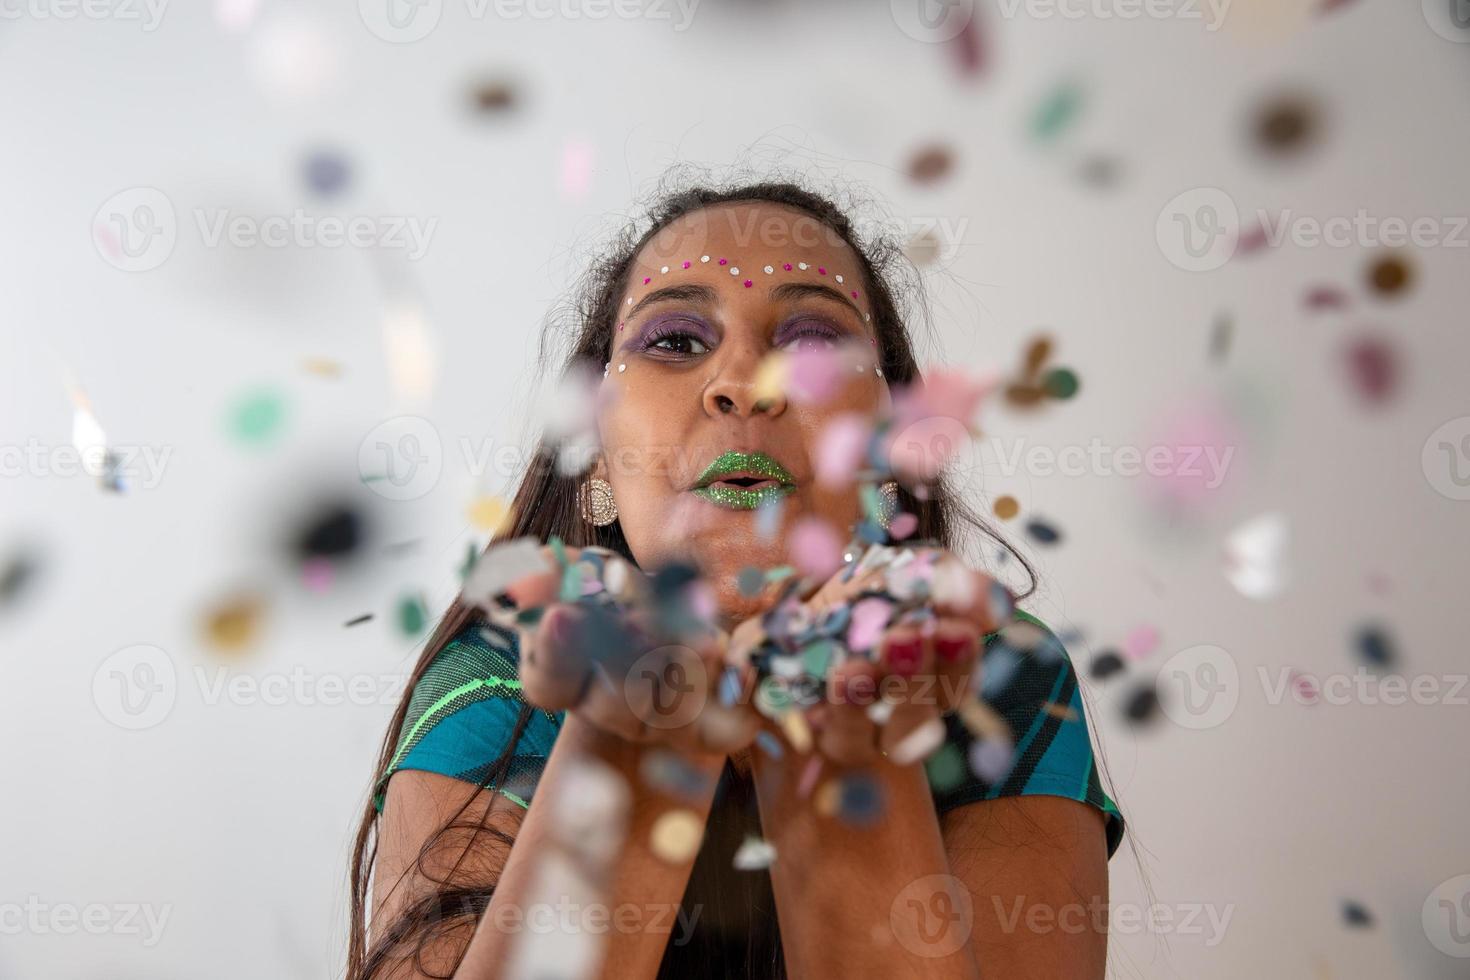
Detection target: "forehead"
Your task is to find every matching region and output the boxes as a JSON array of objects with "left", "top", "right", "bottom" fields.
[{"left": 630, "top": 201, "right": 864, "bottom": 279}]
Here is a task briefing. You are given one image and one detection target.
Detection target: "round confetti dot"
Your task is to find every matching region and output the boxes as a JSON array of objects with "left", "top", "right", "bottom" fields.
[
  {"left": 993, "top": 495, "right": 1020, "bottom": 520},
  {"left": 466, "top": 495, "right": 508, "bottom": 532},
  {"left": 470, "top": 80, "right": 517, "bottom": 113},
  {"left": 836, "top": 772, "right": 884, "bottom": 826},
  {"left": 1042, "top": 367, "right": 1079, "bottom": 400},
  {"left": 1254, "top": 92, "right": 1321, "bottom": 157},
  {"left": 230, "top": 389, "right": 286, "bottom": 445},
  {"left": 923, "top": 743, "right": 967, "bottom": 793},
  {"left": 888, "top": 511, "right": 918, "bottom": 540},
  {"left": 736, "top": 566, "right": 765, "bottom": 597},
  {"left": 1341, "top": 900, "right": 1374, "bottom": 929},
  {"left": 202, "top": 594, "right": 264, "bottom": 654},
  {"left": 907, "top": 144, "right": 955, "bottom": 185},
  {"left": 1366, "top": 253, "right": 1413, "bottom": 296},
  {"left": 303, "top": 150, "right": 350, "bottom": 197},
  {"left": 1089, "top": 651, "right": 1126, "bottom": 680},
  {"left": 968, "top": 736, "right": 1016, "bottom": 783},
  {"left": 650, "top": 809, "right": 704, "bottom": 863}
]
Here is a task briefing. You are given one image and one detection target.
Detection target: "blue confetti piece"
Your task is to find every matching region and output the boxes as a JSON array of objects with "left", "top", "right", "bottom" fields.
[{"left": 755, "top": 730, "right": 785, "bottom": 759}]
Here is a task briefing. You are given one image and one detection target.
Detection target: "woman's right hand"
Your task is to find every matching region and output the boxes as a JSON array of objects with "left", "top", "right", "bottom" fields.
[{"left": 502, "top": 545, "right": 761, "bottom": 759}]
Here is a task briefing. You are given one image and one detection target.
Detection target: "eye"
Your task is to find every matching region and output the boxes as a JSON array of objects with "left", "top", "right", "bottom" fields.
[
  {"left": 640, "top": 319, "right": 713, "bottom": 357},
  {"left": 778, "top": 319, "right": 844, "bottom": 352}
]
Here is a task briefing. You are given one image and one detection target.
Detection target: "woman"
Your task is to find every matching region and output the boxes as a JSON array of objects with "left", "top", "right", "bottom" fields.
[{"left": 348, "top": 180, "right": 1124, "bottom": 979}]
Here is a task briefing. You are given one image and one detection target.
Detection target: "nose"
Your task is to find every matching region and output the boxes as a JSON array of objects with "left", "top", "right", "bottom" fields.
[{"left": 701, "top": 343, "right": 787, "bottom": 419}]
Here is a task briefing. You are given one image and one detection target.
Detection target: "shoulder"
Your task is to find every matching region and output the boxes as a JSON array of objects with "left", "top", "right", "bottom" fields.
[
  {"left": 931, "top": 610, "right": 1126, "bottom": 858},
  {"left": 374, "top": 621, "right": 564, "bottom": 812}
]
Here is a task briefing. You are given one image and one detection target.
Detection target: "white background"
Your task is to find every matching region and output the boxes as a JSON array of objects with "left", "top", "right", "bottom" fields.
[{"left": 1, "top": 0, "right": 1468, "bottom": 977}]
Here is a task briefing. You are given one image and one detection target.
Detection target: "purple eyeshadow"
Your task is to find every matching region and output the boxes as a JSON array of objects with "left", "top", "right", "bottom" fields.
[
  {"left": 773, "top": 315, "right": 845, "bottom": 349},
  {"left": 629, "top": 313, "right": 717, "bottom": 353}
]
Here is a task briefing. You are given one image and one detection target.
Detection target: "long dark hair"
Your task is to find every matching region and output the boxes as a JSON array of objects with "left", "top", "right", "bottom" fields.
[{"left": 346, "top": 176, "right": 1038, "bottom": 979}]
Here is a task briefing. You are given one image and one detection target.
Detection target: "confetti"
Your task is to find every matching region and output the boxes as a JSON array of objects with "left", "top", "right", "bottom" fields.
[
  {"left": 1253, "top": 90, "right": 1323, "bottom": 159},
  {"left": 815, "top": 413, "right": 872, "bottom": 489},
  {"left": 732, "top": 837, "right": 777, "bottom": 871},
  {"left": 992, "top": 495, "right": 1020, "bottom": 521},
  {"left": 1304, "top": 286, "right": 1349, "bottom": 311},
  {"left": 1042, "top": 367, "right": 1079, "bottom": 400},
  {"left": 397, "top": 594, "right": 427, "bottom": 635},
  {"left": 343, "top": 613, "right": 374, "bottom": 627},
  {"left": 1341, "top": 900, "right": 1374, "bottom": 928},
  {"left": 1122, "top": 682, "right": 1161, "bottom": 724},
  {"left": 470, "top": 78, "right": 518, "bottom": 113},
  {"left": 230, "top": 388, "right": 286, "bottom": 445},
  {"left": 888, "top": 512, "right": 918, "bottom": 540},
  {"left": 906, "top": 144, "right": 955, "bottom": 185},
  {"left": 1025, "top": 519, "right": 1062, "bottom": 546},
  {"left": 1089, "top": 651, "right": 1125, "bottom": 680},
  {"left": 1031, "top": 79, "right": 1083, "bottom": 143},
  {"left": 924, "top": 743, "right": 968, "bottom": 792},
  {"left": 649, "top": 809, "right": 704, "bottom": 864},
  {"left": 1122, "top": 625, "right": 1160, "bottom": 661},
  {"left": 303, "top": 149, "right": 350, "bottom": 197},
  {"left": 202, "top": 593, "right": 266, "bottom": 654},
  {"left": 1353, "top": 624, "right": 1396, "bottom": 670},
  {"left": 640, "top": 750, "right": 715, "bottom": 802},
  {"left": 1366, "top": 253, "right": 1413, "bottom": 296},
  {"left": 1224, "top": 511, "right": 1290, "bottom": 600},
  {"left": 887, "top": 716, "right": 946, "bottom": 766},
  {"left": 467, "top": 495, "right": 510, "bottom": 534},
  {"left": 969, "top": 735, "right": 1016, "bottom": 783},
  {"left": 789, "top": 517, "right": 843, "bottom": 579},
  {"left": 834, "top": 772, "right": 885, "bottom": 826},
  {"left": 1342, "top": 335, "right": 1400, "bottom": 405},
  {"left": 293, "top": 502, "right": 365, "bottom": 562}
]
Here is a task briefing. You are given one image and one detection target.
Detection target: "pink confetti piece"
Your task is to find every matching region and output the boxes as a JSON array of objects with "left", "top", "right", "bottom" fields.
[
  {"left": 1289, "top": 670, "right": 1319, "bottom": 704},
  {"left": 847, "top": 595, "right": 895, "bottom": 653},
  {"left": 1304, "top": 285, "right": 1349, "bottom": 310},
  {"left": 559, "top": 138, "right": 594, "bottom": 201},
  {"left": 787, "top": 345, "right": 846, "bottom": 405},
  {"left": 1122, "top": 624, "right": 1159, "bottom": 661},
  {"left": 789, "top": 517, "right": 843, "bottom": 579},
  {"left": 301, "top": 558, "right": 333, "bottom": 593},
  {"left": 797, "top": 755, "right": 823, "bottom": 798},
  {"left": 815, "top": 413, "right": 872, "bottom": 489},
  {"left": 888, "top": 511, "right": 919, "bottom": 540}
]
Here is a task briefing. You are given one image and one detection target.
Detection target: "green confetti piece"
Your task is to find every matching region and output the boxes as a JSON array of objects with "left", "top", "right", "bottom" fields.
[
  {"left": 859, "top": 482, "right": 884, "bottom": 523},
  {"left": 924, "top": 742, "right": 967, "bottom": 792},
  {"left": 230, "top": 388, "right": 285, "bottom": 445},
  {"left": 457, "top": 541, "right": 479, "bottom": 582},
  {"left": 802, "top": 640, "right": 834, "bottom": 678},
  {"left": 1031, "top": 80, "right": 1083, "bottom": 143},
  {"left": 764, "top": 565, "right": 795, "bottom": 583},
  {"left": 1042, "top": 367, "right": 1079, "bottom": 400},
  {"left": 397, "top": 595, "right": 426, "bottom": 635}
]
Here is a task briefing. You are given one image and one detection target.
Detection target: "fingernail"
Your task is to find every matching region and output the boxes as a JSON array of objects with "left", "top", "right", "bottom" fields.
[
  {"left": 935, "top": 631, "right": 973, "bottom": 664},
  {"left": 885, "top": 636, "right": 923, "bottom": 676}
]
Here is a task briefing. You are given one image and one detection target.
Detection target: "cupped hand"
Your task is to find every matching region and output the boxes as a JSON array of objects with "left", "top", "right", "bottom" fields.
[{"left": 502, "top": 544, "right": 761, "bottom": 758}]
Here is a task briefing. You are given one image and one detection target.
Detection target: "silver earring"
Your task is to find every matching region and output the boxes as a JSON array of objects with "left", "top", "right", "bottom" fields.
[
  {"left": 578, "top": 477, "right": 618, "bottom": 526},
  {"left": 877, "top": 480, "right": 900, "bottom": 530}
]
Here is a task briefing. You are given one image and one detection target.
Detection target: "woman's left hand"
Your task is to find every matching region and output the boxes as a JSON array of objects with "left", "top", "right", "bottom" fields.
[{"left": 731, "top": 545, "right": 1015, "bottom": 768}]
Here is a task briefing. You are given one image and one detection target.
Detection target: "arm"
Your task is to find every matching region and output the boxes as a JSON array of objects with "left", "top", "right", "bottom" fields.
[
  {"left": 751, "top": 748, "right": 981, "bottom": 979},
  {"left": 941, "top": 795, "right": 1109, "bottom": 979},
  {"left": 372, "top": 714, "right": 723, "bottom": 980}
]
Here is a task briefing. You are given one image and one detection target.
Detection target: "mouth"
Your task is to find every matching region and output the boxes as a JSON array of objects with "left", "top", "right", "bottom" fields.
[{"left": 690, "top": 450, "right": 799, "bottom": 510}]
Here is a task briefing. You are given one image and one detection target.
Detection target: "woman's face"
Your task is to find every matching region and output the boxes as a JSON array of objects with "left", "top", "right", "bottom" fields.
[{"left": 594, "top": 202, "right": 891, "bottom": 625}]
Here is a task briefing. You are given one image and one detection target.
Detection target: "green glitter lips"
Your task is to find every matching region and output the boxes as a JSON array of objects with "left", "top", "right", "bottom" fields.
[{"left": 690, "top": 450, "right": 798, "bottom": 510}]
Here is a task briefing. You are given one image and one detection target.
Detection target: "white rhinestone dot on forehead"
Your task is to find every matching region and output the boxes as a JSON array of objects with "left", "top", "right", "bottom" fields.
[
  {"left": 730, "top": 267, "right": 740, "bottom": 275},
  {"left": 835, "top": 274, "right": 844, "bottom": 284},
  {"left": 764, "top": 265, "right": 774, "bottom": 274},
  {"left": 661, "top": 266, "right": 669, "bottom": 274},
  {"left": 798, "top": 262, "right": 809, "bottom": 271},
  {"left": 701, "top": 255, "right": 710, "bottom": 263}
]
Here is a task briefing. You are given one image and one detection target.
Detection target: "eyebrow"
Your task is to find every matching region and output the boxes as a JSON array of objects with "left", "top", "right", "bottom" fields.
[{"left": 624, "top": 280, "right": 866, "bottom": 322}]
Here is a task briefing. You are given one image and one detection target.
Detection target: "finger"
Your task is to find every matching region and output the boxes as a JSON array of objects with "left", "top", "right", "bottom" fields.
[
  {"left": 878, "top": 622, "right": 931, "bottom": 683},
  {"left": 927, "top": 552, "right": 1015, "bottom": 637},
  {"left": 931, "top": 616, "right": 981, "bottom": 714},
  {"left": 819, "top": 660, "right": 883, "bottom": 767},
  {"left": 502, "top": 544, "right": 580, "bottom": 609},
  {"left": 682, "top": 629, "right": 758, "bottom": 755},
  {"left": 518, "top": 603, "right": 596, "bottom": 710}
]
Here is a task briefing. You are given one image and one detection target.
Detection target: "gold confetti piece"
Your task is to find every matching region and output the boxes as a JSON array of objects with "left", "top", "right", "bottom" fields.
[
  {"left": 780, "top": 709, "right": 813, "bottom": 754},
  {"left": 649, "top": 809, "right": 703, "bottom": 864},
  {"left": 813, "top": 780, "right": 841, "bottom": 818},
  {"left": 956, "top": 697, "right": 1010, "bottom": 741},
  {"left": 302, "top": 357, "right": 342, "bottom": 378},
  {"left": 753, "top": 351, "right": 791, "bottom": 404},
  {"left": 466, "top": 495, "right": 509, "bottom": 533},
  {"left": 1042, "top": 701, "right": 1078, "bottom": 721},
  {"left": 203, "top": 593, "right": 266, "bottom": 654},
  {"left": 1366, "top": 253, "right": 1413, "bottom": 296},
  {"left": 993, "top": 495, "right": 1020, "bottom": 521}
]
